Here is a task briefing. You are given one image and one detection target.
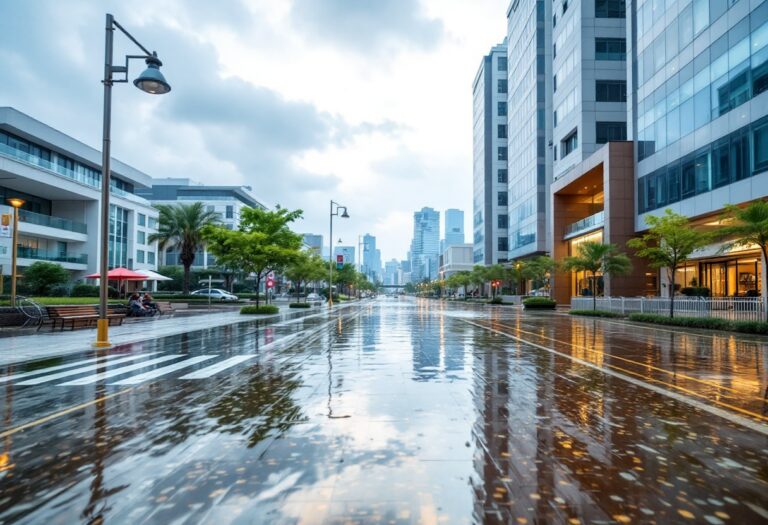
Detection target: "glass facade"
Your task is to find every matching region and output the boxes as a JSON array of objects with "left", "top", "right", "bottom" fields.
[
  {"left": 108, "top": 205, "right": 129, "bottom": 268},
  {"left": 636, "top": 2, "right": 768, "bottom": 161},
  {"left": 638, "top": 114, "right": 768, "bottom": 213}
]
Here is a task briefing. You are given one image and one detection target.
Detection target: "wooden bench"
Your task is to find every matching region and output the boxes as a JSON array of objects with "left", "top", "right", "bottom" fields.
[{"left": 43, "top": 305, "right": 125, "bottom": 331}]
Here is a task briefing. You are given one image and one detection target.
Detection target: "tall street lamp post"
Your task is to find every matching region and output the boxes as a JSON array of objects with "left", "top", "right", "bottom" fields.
[
  {"left": 95, "top": 13, "right": 171, "bottom": 348},
  {"left": 357, "top": 235, "right": 369, "bottom": 300},
  {"left": 328, "top": 200, "right": 349, "bottom": 308},
  {"left": 7, "top": 198, "right": 25, "bottom": 308}
]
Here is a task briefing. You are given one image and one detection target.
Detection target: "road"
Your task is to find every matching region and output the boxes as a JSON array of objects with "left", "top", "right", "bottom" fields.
[{"left": 1, "top": 298, "right": 767, "bottom": 524}]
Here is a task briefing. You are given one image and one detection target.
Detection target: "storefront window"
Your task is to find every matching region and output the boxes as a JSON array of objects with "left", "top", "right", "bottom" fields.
[{"left": 569, "top": 230, "right": 604, "bottom": 297}]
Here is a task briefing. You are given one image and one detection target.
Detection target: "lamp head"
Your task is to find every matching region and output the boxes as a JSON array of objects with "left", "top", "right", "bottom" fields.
[
  {"left": 7, "top": 198, "right": 25, "bottom": 209},
  {"left": 341, "top": 208, "right": 350, "bottom": 219},
  {"left": 134, "top": 54, "right": 171, "bottom": 95}
]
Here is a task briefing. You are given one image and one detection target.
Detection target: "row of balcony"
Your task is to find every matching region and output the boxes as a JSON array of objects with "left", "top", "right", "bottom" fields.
[
  {"left": 17, "top": 246, "right": 88, "bottom": 265},
  {"left": 18, "top": 209, "right": 87, "bottom": 234}
]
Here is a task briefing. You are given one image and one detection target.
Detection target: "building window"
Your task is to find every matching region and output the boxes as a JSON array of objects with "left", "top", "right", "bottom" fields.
[
  {"left": 596, "top": 80, "right": 626, "bottom": 102},
  {"left": 498, "top": 56, "right": 507, "bottom": 71},
  {"left": 755, "top": 120, "right": 768, "bottom": 173},
  {"left": 596, "top": 121, "right": 627, "bottom": 144},
  {"left": 498, "top": 214, "right": 509, "bottom": 229},
  {"left": 595, "top": 38, "right": 626, "bottom": 60},
  {"left": 498, "top": 237, "right": 509, "bottom": 252},
  {"left": 562, "top": 0, "right": 568, "bottom": 14},
  {"left": 595, "top": 0, "right": 625, "bottom": 18},
  {"left": 498, "top": 125, "right": 508, "bottom": 139},
  {"left": 497, "top": 79, "right": 508, "bottom": 94},
  {"left": 226, "top": 205, "right": 234, "bottom": 219},
  {"left": 148, "top": 217, "right": 158, "bottom": 229},
  {"left": 497, "top": 101, "right": 507, "bottom": 116},
  {"left": 498, "top": 169, "right": 508, "bottom": 183},
  {"left": 137, "top": 250, "right": 145, "bottom": 264},
  {"left": 498, "top": 192, "right": 508, "bottom": 206},
  {"left": 147, "top": 251, "right": 156, "bottom": 265},
  {"left": 562, "top": 131, "right": 578, "bottom": 157},
  {"left": 108, "top": 205, "right": 129, "bottom": 268},
  {"left": 137, "top": 213, "right": 146, "bottom": 227},
  {"left": 498, "top": 147, "right": 508, "bottom": 161},
  {"left": 553, "top": 13, "right": 557, "bottom": 27},
  {"left": 137, "top": 231, "right": 146, "bottom": 245}
]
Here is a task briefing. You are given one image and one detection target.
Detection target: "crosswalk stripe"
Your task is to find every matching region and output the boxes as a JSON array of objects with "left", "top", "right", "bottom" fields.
[
  {"left": 0, "top": 353, "right": 140, "bottom": 384},
  {"left": 110, "top": 356, "right": 218, "bottom": 385},
  {"left": 16, "top": 353, "right": 159, "bottom": 386},
  {"left": 179, "top": 355, "right": 256, "bottom": 380},
  {"left": 58, "top": 355, "right": 184, "bottom": 386}
]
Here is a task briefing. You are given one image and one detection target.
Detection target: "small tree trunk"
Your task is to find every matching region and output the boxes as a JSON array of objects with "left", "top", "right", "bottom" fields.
[
  {"left": 761, "top": 246, "right": 768, "bottom": 322},
  {"left": 592, "top": 271, "right": 597, "bottom": 311},
  {"left": 255, "top": 274, "right": 262, "bottom": 308},
  {"left": 183, "top": 264, "right": 191, "bottom": 295},
  {"left": 297, "top": 280, "right": 302, "bottom": 303},
  {"left": 669, "top": 267, "right": 676, "bottom": 318}
]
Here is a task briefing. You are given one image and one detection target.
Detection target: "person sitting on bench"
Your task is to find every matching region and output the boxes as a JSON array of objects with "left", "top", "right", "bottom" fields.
[
  {"left": 128, "top": 293, "right": 153, "bottom": 317},
  {"left": 142, "top": 292, "right": 158, "bottom": 314}
]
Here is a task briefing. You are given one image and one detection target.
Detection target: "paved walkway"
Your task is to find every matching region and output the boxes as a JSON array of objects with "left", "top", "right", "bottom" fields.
[{"left": 0, "top": 304, "right": 339, "bottom": 366}]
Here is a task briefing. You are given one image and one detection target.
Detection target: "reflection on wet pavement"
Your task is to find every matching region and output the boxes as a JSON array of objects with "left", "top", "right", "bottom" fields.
[{"left": 1, "top": 298, "right": 767, "bottom": 524}]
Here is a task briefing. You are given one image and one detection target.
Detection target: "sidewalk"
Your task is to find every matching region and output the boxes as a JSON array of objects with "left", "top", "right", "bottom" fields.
[{"left": 0, "top": 308, "right": 280, "bottom": 367}]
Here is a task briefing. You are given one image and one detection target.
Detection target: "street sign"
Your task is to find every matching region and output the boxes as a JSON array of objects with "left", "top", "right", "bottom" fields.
[{"left": 266, "top": 277, "right": 275, "bottom": 289}]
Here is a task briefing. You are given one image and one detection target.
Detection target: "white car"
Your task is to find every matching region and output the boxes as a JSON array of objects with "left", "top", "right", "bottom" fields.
[
  {"left": 306, "top": 293, "right": 325, "bottom": 303},
  {"left": 191, "top": 288, "right": 239, "bottom": 302}
]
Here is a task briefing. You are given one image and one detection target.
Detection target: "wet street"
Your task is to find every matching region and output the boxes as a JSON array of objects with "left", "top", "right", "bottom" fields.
[{"left": 1, "top": 298, "right": 767, "bottom": 524}]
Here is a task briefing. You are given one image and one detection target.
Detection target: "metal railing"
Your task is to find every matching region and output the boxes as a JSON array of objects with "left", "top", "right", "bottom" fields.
[
  {"left": 565, "top": 211, "right": 604, "bottom": 238},
  {"left": 17, "top": 247, "right": 88, "bottom": 265},
  {"left": 18, "top": 209, "right": 87, "bottom": 234},
  {"left": 571, "top": 296, "right": 765, "bottom": 321}
]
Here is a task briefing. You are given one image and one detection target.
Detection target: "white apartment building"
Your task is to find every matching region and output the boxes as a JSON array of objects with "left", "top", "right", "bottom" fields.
[
  {"left": 136, "top": 178, "right": 267, "bottom": 269},
  {"left": 472, "top": 43, "right": 510, "bottom": 265},
  {"left": 0, "top": 107, "right": 159, "bottom": 281}
]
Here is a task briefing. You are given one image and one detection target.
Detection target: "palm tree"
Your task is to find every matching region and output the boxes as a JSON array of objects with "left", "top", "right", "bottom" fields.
[
  {"left": 719, "top": 201, "right": 768, "bottom": 321},
  {"left": 563, "top": 241, "right": 632, "bottom": 311},
  {"left": 149, "top": 203, "right": 220, "bottom": 294}
]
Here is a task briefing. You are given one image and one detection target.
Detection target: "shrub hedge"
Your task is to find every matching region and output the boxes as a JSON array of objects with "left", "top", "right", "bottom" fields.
[
  {"left": 523, "top": 297, "right": 556, "bottom": 309},
  {"left": 488, "top": 297, "right": 504, "bottom": 305},
  {"left": 628, "top": 313, "right": 768, "bottom": 334},
  {"left": 289, "top": 303, "right": 311, "bottom": 308},
  {"left": 240, "top": 305, "right": 279, "bottom": 315},
  {"left": 569, "top": 309, "right": 625, "bottom": 318}
]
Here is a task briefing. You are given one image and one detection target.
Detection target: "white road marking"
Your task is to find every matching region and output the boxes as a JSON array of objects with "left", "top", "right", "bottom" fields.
[
  {"left": 16, "top": 353, "right": 159, "bottom": 386},
  {"left": 58, "top": 355, "right": 183, "bottom": 386},
  {"left": 179, "top": 355, "right": 256, "bottom": 380},
  {"left": 463, "top": 319, "right": 768, "bottom": 437},
  {"left": 110, "top": 355, "right": 218, "bottom": 385},
  {"left": 0, "top": 353, "right": 140, "bottom": 384}
]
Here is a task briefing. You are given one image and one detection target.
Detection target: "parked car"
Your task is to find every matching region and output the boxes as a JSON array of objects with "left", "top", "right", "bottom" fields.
[
  {"left": 306, "top": 293, "right": 325, "bottom": 302},
  {"left": 191, "top": 288, "right": 239, "bottom": 302}
]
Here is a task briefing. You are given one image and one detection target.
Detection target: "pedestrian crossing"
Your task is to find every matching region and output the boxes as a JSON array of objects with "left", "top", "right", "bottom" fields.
[{"left": 4, "top": 313, "right": 355, "bottom": 388}]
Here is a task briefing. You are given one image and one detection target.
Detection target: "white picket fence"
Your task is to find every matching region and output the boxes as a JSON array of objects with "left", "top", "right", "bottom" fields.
[{"left": 571, "top": 296, "right": 765, "bottom": 321}]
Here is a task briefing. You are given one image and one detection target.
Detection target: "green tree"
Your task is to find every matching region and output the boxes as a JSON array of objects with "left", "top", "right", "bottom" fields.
[
  {"left": 628, "top": 210, "right": 710, "bottom": 317},
  {"left": 22, "top": 261, "right": 70, "bottom": 296},
  {"left": 149, "top": 203, "right": 220, "bottom": 294},
  {"left": 203, "top": 207, "right": 303, "bottom": 307},
  {"left": 470, "top": 265, "right": 488, "bottom": 298},
  {"left": 718, "top": 201, "right": 768, "bottom": 320},
  {"left": 404, "top": 282, "right": 417, "bottom": 294},
  {"left": 563, "top": 241, "right": 632, "bottom": 311},
  {"left": 521, "top": 256, "right": 557, "bottom": 295},
  {"left": 334, "top": 264, "right": 357, "bottom": 297},
  {"left": 485, "top": 264, "right": 507, "bottom": 298},
  {"left": 285, "top": 252, "right": 326, "bottom": 302}
]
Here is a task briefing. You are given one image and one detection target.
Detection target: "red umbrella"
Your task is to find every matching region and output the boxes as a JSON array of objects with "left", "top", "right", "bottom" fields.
[{"left": 85, "top": 267, "right": 146, "bottom": 280}]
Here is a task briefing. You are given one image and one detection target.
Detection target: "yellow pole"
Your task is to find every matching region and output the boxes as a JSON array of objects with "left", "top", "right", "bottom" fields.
[{"left": 7, "top": 199, "right": 24, "bottom": 308}]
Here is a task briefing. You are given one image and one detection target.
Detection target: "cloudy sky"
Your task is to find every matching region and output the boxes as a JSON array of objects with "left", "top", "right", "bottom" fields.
[{"left": 0, "top": 0, "right": 508, "bottom": 262}]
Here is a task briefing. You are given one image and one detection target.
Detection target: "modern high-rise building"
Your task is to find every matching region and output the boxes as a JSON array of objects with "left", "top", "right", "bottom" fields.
[
  {"left": 411, "top": 207, "right": 440, "bottom": 281},
  {"left": 302, "top": 233, "right": 323, "bottom": 254},
  {"left": 473, "top": 42, "right": 510, "bottom": 265},
  {"left": 0, "top": 107, "right": 159, "bottom": 280},
  {"left": 361, "top": 233, "right": 382, "bottom": 282},
  {"left": 506, "top": 0, "right": 552, "bottom": 261},
  {"left": 333, "top": 245, "right": 355, "bottom": 266},
  {"left": 384, "top": 259, "right": 400, "bottom": 286},
  {"left": 442, "top": 208, "right": 465, "bottom": 254}
]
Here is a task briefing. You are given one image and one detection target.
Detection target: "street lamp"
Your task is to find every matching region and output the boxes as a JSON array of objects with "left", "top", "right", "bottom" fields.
[
  {"left": 328, "top": 200, "right": 349, "bottom": 308},
  {"left": 95, "top": 13, "right": 171, "bottom": 348},
  {"left": 7, "top": 198, "right": 24, "bottom": 308}
]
